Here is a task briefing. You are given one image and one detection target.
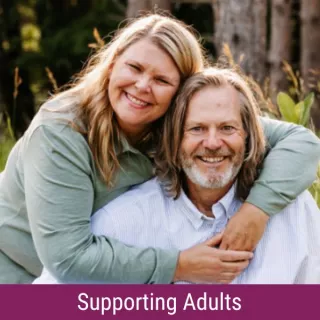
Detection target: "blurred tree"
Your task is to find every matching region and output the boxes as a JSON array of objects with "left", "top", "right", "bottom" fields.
[
  {"left": 268, "top": 0, "right": 292, "bottom": 103},
  {"left": 35, "top": 0, "right": 124, "bottom": 89},
  {"left": 300, "top": 0, "right": 320, "bottom": 80},
  {"left": 0, "top": 31, "right": 7, "bottom": 117},
  {"left": 213, "top": 0, "right": 267, "bottom": 84},
  {"left": 300, "top": 0, "right": 320, "bottom": 128},
  {"left": 0, "top": 0, "right": 35, "bottom": 138},
  {"left": 126, "top": 0, "right": 171, "bottom": 17},
  {"left": 0, "top": 0, "right": 125, "bottom": 137},
  {"left": 172, "top": 1, "right": 215, "bottom": 61},
  {"left": 1, "top": 0, "right": 320, "bottom": 136}
]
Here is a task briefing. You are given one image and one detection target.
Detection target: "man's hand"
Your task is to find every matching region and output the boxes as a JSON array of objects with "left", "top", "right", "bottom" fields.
[
  {"left": 173, "top": 233, "right": 253, "bottom": 284},
  {"left": 219, "top": 202, "right": 269, "bottom": 252}
]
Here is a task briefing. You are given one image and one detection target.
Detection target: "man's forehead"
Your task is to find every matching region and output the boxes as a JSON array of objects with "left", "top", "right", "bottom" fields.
[{"left": 185, "top": 85, "right": 242, "bottom": 123}]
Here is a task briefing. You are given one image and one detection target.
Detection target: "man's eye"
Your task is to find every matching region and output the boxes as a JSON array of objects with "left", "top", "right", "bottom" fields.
[
  {"left": 221, "top": 126, "right": 235, "bottom": 133},
  {"left": 190, "top": 126, "right": 203, "bottom": 133}
]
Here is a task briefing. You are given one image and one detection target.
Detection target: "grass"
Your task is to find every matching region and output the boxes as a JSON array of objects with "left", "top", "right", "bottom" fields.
[
  {"left": 0, "top": 137, "right": 15, "bottom": 171},
  {"left": 0, "top": 113, "right": 16, "bottom": 171}
]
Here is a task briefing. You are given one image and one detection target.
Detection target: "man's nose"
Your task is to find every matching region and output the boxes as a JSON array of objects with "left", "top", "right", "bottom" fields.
[
  {"left": 203, "top": 130, "right": 223, "bottom": 150},
  {"left": 135, "top": 75, "right": 151, "bottom": 93}
]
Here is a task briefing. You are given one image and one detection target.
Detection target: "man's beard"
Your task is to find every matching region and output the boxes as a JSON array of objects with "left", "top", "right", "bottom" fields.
[{"left": 180, "top": 148, "right": 244, "bottom": 189}]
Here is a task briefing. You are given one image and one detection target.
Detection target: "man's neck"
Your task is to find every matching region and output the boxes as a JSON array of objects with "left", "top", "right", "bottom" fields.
[{"left": 184, "top": 179, "right": 234, "bottom": 218}]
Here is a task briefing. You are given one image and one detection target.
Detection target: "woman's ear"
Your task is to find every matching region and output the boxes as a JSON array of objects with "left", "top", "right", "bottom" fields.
[
  {"left": 109, "top": 61, "right": 115, "bottom": 73},
  {"left": 107, "top": 61, "right": 115, "bottom": 79}
]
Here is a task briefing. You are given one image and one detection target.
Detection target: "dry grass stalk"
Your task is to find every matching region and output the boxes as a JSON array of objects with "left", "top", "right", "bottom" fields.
[
  {"left": 45, "top": 67, "right": 58, "bottom": 92},
  {"left": 88, "top": 28, "right": 105, "bottom": 50},
  {"left": 13, "top": 67, "right": 22, "bottom": 99}
]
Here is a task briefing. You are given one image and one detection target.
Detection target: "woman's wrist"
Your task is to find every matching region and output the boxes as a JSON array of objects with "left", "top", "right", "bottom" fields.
[{"left": 173, "top": 251, "right": 185, "bottom": 282}]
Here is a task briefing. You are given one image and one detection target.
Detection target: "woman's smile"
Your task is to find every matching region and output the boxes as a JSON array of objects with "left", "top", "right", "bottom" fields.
[{"left": 124, "top": 92, "right": 152, "bottom": 109}]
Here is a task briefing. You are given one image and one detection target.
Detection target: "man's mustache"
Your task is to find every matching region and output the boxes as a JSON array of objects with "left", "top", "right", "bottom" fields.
[{"left": 194, "top": 148, "right": 234, "bottom": 158}]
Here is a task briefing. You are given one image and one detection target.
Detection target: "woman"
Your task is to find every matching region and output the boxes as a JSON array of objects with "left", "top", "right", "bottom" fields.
[{"left": 0, "top": 14, "right": 319, "bottom": 284}]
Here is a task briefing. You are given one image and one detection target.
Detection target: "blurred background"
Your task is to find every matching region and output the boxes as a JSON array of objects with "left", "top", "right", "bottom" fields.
[{"left": 0, "top": 0, "right": 320, "bottom": 200}]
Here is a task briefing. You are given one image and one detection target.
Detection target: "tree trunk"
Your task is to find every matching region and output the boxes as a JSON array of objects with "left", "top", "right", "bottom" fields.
[
  {"left": 213, "top": 0, "right": 267, "bottom": 84},
  {"left": 126, "top": 0, "right": 171, "bottom": 18},
  {"left": 268, "top": 0, "right": 292, "bottom": 103},
  {"left": 300, "top": 0, "right": 320, "bottom": 129},
  {"left": 300, "top": 0, "right": 320, "bottom": 79}
]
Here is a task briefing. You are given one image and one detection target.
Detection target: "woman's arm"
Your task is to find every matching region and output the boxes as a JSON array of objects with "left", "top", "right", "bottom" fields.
[
  {"left": 248, "top": 117, "right": 320, "bottom": 215},
  {"left": 24, "top": 124, "right": 178, "bottom": 283},
  {"left": 220, "top": 117, "right": 320, "bottom": 251}
]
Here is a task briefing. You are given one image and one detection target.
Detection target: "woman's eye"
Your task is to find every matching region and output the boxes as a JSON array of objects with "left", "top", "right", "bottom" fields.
[
  {"left": 156, "top": 78, "right": 169, "bottom": 85},
  {"left": 128, "top": 64, "right": 140, "bottom": 71}
]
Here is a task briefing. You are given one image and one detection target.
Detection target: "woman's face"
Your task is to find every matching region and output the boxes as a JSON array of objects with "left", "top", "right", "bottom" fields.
[{"left": 108, "top": 38, "right": 181, "bottom": 139}]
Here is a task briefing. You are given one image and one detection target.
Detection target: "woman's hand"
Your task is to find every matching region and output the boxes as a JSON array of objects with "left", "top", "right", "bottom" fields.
[
  {"left": 219, "top": 202, "right": 269, "bottom": 252},
  {"left": 173, "top": 233, "right": 253, "bottom": 284}
]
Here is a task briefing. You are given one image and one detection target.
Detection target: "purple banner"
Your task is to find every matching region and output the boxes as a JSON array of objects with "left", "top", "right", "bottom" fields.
[{"left": 0, "top": 285, "right": 319, "bottom": 319}]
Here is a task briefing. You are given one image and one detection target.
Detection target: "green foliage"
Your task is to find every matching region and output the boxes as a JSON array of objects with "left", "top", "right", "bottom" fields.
[
  {"left": 309, "top": 166, "right": 320, "bottom": 207},
  {"left": 0, "top": 115, "right": 16, "bottom": 172},
  {"left": 1, "top": 0, "right": 125, "bottom": 114},
  {"left": 0, "top": 0, "right": 125, "bottom": 169},
  {"left": 0, "top": 138, "right": 16, "bottom": 172},
  {"left": 277, "top": 91, "right": 320, "bottom": 207},
  {"left": 277, "top": 92, "right": 315, "bottom": 127}
]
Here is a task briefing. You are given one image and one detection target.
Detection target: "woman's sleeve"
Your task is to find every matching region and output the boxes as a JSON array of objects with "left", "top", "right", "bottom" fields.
[
  {"left": 24, "top": 124, "right": 179, "bottom": 283},
  {"left": 246, "top": 117, "right": 320, "bottom": 216}
]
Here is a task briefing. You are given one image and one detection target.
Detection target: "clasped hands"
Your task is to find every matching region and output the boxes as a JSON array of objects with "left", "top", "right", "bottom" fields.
[{"left": 174, "top": 203, "right": 269, "bottom": 284}]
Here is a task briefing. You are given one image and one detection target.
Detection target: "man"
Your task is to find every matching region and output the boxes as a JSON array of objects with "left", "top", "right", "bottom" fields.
[{"left": 34, "top": 68, "right": 320, "bottom": 284}]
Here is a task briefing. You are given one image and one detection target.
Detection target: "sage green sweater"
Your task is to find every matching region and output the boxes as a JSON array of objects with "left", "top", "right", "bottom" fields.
[{"left": 0, "top": 101, "right": 319, "bottom": 283}]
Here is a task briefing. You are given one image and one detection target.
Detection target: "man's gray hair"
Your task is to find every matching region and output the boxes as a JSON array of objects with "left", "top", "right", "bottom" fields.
[{"left": 155, "top": 67, "right": 266, "bottom": 200}]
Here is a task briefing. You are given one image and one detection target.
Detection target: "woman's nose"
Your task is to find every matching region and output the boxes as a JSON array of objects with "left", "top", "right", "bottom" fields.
[{"left": 135, "top": 75, "right": 151, "bottom": 93}]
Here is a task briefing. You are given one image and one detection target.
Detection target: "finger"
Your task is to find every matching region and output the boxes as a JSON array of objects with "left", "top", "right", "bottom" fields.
[
  {"left": 219, "top": 238, "right": 229, "bottom": 250},
  {"left": 218, "top": 231, "right": 229, "bottom": 250},
  {"left": 217, "top": 278, "right": 234, "bottom": 284},
  {"left": 219, "top": 272, "right": 239, "bottom": 281},
  {"left": 218, "top": 249, "right": 253, "bottom": 262},
  {"left": 204, "top": 233, "right": 223, "bottom": 247},
  {"left": 222, "top": 260, "right": 250, "bottom": 273}
]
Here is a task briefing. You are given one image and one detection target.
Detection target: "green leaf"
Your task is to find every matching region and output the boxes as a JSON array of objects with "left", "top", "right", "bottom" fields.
[
  {"left": 300, "top": 92, "right": 315, "bottom": 127},
  {"left": 294, "top": 101, "right": 305, "bottom": 125},
  {"left": 277, "top": 92, "right": 299, "bottom": 123}
]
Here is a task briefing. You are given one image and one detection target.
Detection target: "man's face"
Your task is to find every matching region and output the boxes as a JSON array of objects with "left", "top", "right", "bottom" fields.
[{"left": 179, "top": 84, "right": 247, "bottom": 190}]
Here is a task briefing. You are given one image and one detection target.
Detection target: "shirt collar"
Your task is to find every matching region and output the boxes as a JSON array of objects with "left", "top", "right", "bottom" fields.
[
  {"left": 213, "top": 183, "right": 237, "bottom": 219},
  {"left": 114, "top": 133, "right": 141, "bottom": 155},
  {"left": 175, "top": 183, "right": 240, "bottom": 230}
]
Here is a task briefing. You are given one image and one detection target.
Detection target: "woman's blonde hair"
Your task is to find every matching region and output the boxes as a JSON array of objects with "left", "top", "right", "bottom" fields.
[
  {"left": 51, "top": 14, "right": 206, "bottom": 185},
  {"left": 155, "top": 67, "right": 266, "bottom": 200}
]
